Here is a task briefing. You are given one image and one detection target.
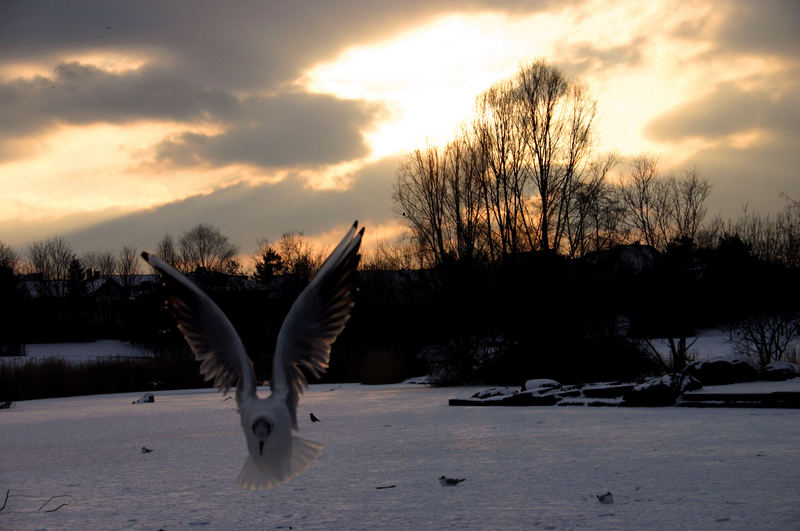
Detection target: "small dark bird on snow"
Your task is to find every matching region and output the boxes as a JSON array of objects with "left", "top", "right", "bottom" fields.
[
  {"left": 597, "top": 492, "right": 614, "bottom": 504},
  {"left": 309, "top": 413, "right": 321, "bottom": 423},
  {"left": 439, "top": 476, "right": 466, "bottom": 486},
  {"left": 141, "top": 446, "right": 153, "bottom": 454}
]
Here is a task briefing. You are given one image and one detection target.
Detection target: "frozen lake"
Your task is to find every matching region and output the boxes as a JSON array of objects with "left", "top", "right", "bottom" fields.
[{"left": 1, "top": 384, "right": 799, "bottom": 530}]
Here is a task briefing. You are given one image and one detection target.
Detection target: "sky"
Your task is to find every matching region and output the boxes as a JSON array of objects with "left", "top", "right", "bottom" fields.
[{"left": 1, "top": 0, "right": 798, "bottom": 258}]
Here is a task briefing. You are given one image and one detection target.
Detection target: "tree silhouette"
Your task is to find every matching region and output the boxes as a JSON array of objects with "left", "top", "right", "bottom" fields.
[
  {"left": 178, "top": 224, "right": 239, "bottom": 273},
  {"left": 252, "top": 238, "right": 284, "bottom": 285}
]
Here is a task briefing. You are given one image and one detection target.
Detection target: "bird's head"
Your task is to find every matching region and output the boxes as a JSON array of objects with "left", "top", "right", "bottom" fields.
[{"left": 251, "top": 418, "right": 273, "bottom": 455}]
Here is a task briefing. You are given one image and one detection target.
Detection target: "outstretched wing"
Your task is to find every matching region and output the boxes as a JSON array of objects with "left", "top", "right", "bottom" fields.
[
  {"left": 271, "top": 221, "right": 363, "bottom": 429},
  {"left": 141, "top": 252, "right": 256, "bottom": 404}
]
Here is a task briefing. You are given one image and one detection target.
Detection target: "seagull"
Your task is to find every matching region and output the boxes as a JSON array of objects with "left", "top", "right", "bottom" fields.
[
  {"left": 597, "top": 492, "right": 614, "bottom": 504},
  {"left": 309, "top": 412, "right": 321, "bottom": 423},
  {"left": 141, "top": 221, "right": 364, "bottom": 489},
  {"left": 439, "top": 476, "right": 466, "bottom": 486}
]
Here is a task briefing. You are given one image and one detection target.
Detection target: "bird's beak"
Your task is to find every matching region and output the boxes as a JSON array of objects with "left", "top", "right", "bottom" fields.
[{"left": 259, "top": 440, "right": 265, "bottom": 455}]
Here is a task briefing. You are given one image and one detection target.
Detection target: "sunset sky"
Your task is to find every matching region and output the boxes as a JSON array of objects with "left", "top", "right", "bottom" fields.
[{"left": 1, "top": 0, "right": 798, "bottom": 257}]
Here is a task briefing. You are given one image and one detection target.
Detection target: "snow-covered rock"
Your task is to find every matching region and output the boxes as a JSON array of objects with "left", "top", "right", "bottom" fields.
[
  {"left": 582, "top": 382, "right": 636, "bottom": 398},
  {"left": 403, "top": 375, "right": 433, "bottom": 385},
  {"left": 522, "top": 379, "right": 561, "bottom": 393},
  {"left": 624, "top": 375, "right": 680, "bottom": 406},
  {"left": 683, "top": 354, "right": 759, "bottom": 385},
  {"left": 132, "top": 392, "right": 155, "bottom": 404},
  {"left": 471, "top": 387, "right": 518, "bottom": 400},
  {"left": 761, "top": 361, "right": 800, "bottom": 381}
]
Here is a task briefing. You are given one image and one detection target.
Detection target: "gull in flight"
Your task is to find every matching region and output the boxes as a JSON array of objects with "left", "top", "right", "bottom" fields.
[{"left": 142, "top": 221, "right": 364, "bottom": 489}]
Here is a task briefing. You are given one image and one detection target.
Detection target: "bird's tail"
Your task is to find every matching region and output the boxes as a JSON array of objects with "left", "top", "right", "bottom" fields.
[{"left": 237, "top": 437, "right": 323, "bottom": 489}]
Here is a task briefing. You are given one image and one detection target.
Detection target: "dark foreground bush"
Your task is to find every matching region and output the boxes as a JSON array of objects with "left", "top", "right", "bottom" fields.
[{"left": 0, "top": 356, "right": 210, "bottom": 401}]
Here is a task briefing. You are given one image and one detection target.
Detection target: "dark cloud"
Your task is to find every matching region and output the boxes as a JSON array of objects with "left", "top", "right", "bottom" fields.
[
  {"left": 1, "top": 1, "right": 573, "bottom": 91},
  {"left": 712, "top": 0, "right": 800, "bottom": 58},
  {"left": 154, "top": 93, "right": 379, "bottom": 169},
  {"left": 62, "top": 156, "right": 401, "bottom": 254},
  {"left": 645, "top": 80, "right": 800, "bottom": 141},
  {"left": 678, "top": 137, "right": 800, "bottom": 219},
  {"left": 1, "top": 0, "right": 569, "bottom": 165},
  {"left": 0, "top": 62, "right": 236, "bottom": 137},
  {"left": 0, "top": 61, "right": 380, "bottom": 167},
  {"left": 562, "top": 36, "right": 647, "bottom": 76}
]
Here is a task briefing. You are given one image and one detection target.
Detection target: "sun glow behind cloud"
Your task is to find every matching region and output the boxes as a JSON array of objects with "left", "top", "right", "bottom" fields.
[
  {"left": 302, "top": 13, "right": 565, "bottom": 158},
  {"left": 301, "top": 1, "right": 782, "bottom": 172},
  {"left": 0, "top": 121, "right": 256, "bottom": 224}
]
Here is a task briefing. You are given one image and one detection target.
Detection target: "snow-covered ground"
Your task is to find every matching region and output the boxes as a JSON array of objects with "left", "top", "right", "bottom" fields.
[
  {"left": 16, "top": 340, "right": 154, "bottom": 362},
  {"left": 2, "top": 384, "right": 798, "bottom": 530}
]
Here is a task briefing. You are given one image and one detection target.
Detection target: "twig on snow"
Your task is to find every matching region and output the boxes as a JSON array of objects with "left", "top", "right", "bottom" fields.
[{"left": 38, "top": 495, "right": 75, "bottom": 512}]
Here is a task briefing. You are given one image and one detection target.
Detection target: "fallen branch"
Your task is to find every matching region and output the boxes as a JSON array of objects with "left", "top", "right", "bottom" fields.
[
  {"left": 0, "top": 489, "right": 8, "bottom": 511},
  {"left": 38, "top": 495, "right": 75, "bottom": 512}
]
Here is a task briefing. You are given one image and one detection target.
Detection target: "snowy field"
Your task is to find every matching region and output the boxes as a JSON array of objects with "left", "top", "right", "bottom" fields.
[{"left": 2, "top": 384, "right": 799, "bottom": 530}]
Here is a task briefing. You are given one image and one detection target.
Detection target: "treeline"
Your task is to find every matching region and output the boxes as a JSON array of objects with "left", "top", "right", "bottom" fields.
[
  {"left": 393, "top": 59, "right": 800, "bottom": 269},
  {"left": 1, "top": 59, "right": 799, "bottom": 391}
]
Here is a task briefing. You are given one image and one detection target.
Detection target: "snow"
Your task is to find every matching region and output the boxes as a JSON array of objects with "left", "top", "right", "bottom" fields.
[
  {"left": 692, "top": 377, "right": 800, "bottom": 395},
  {"left": 16, "top": 340, "right": 154, "bottom": 362},
  {"left": 523, "top": 379, "right": 561, "bottom": 392},
  {"left": 2, "top": 384, "right": 799, "bottom": 530}
]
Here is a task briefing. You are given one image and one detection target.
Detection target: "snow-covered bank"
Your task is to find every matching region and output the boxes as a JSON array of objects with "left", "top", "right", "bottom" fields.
[
  {"left": 15, "top": 340, "right": 154, "bottom": 362},
  {"left": 2, "top": 384, "right": 798, "bottom": 530}
]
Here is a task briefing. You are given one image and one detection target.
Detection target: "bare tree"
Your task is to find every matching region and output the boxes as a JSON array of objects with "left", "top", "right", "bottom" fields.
[
  {"left": 81, "top": 250, "right": 116, "bottom": 280},
  {"left": 117, "top": 245, "right": 140, "bottom": 290},
  {"left": 620, "top": 154, "right": 672, "bottom": 251},
  {"left": 276, "top": 230, "right": 325, "bottom": 283},
  {"left": 443, "top": 135, "right": 486, "bottom": 264},
  {"left": 564, "top": 152, "right": 621, "bottom": 257},
  {"left": 620, "top": 155, "right": 711, "bottom": 252},
  {"left": 473, "top": 78, "right": 530, "bottom": 256},
  {"left": 669, "top": 168, "right": 712, "bottom": 243},
  {"left": 733, "top": 313, "right": 800, "bottom": 367},
  {"left": 361, "top": 238, "right": 417, "bottom": 271},
  {"left": 517, "top": 60, "right": 597, "bottom": 252},
  {"left": 179, "top": 224, "right": 239, "bottom": 273},
  {"left": 645, "top": 336, "right": 698, "bottom": 373},
  {"left": 0, "top": 242, "right": 19, "bottom": 275},
  {"left": 394, "top": 143, "right": 450, "bottom": 266},
  {"left": 155, "top": 233, "right": 180, "bottom": 269},
  {"left": 726, "top": 196, "right": 800, "bottom": 266},
  {"left": 394, "top": 135, "right": 489, "bottom": 267},
  {"left": 27, "top": 236, "right": 74, "bottom": 297}
]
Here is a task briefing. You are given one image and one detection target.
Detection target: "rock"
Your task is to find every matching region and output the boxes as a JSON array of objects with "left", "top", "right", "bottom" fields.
[
  {"left": 761, "top": 361, "right": 800, "bottom": 381},
  {"left": 132, "top": 392, "right": 155, "bottom": 404},
  {"left": 597, "top": 492, "right": 614, "bottom": 504},
  {"left": 403, "top": 375, "right": 433, "bottom": 385},
  {"left": 683, "top": 354, "right": 759, "bottom": 386},
  {"left": 522, "top": 379, "right": 561, "bottom": 393},
  {"left": 582, "top": 382, "right": 636, "bottom": 398},
  {"left": 624, "top": 375, "right": 680, "bottom": 406},
  {"left": 502, "top": 392, "right": 559, "bottom": 406},
  {"left": 679, "top": 374, "right": 703, "bottom": 392},
  {"left": 471, "top": 387, "right": 518, "bottom": 400}
]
